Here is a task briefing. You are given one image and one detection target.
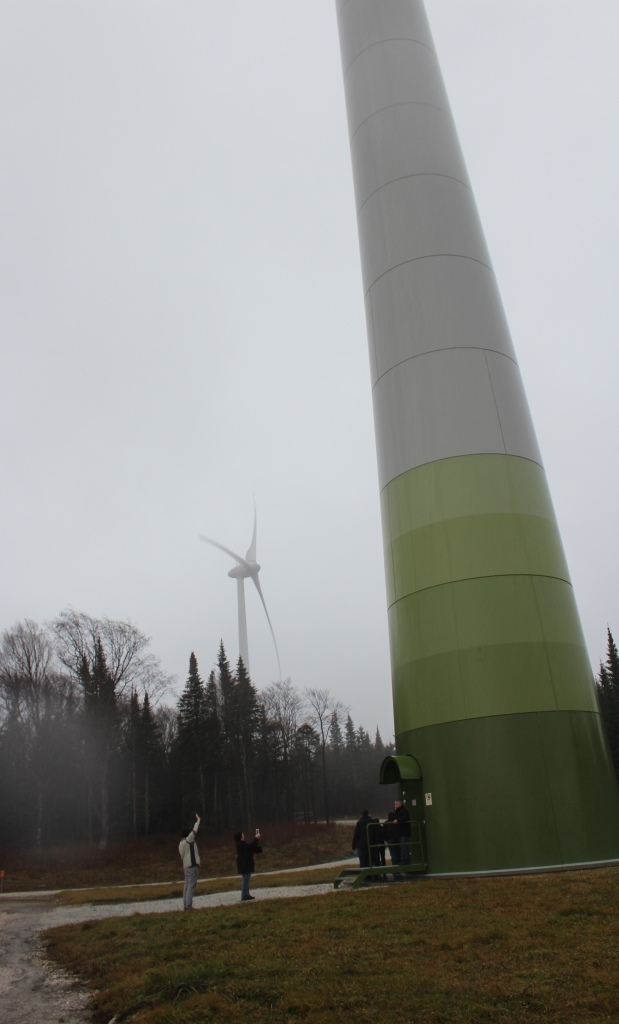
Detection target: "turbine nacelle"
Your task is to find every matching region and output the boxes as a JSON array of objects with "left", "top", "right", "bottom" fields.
[{"left": 228, "top": 561, "right": 260, "bottom": 580}]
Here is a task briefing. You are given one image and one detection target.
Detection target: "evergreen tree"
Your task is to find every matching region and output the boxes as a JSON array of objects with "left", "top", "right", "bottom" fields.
[
  {"left": 216, "top": 642, "right": 235, "bottom": 739},
  {"left": 177, "top": 653, "right": 205, "bottom": 738},
  {"left": 203, "top": 670, "right": 221, "bottom": 828},
  {"left": 294, "top": 723, "right": 319, "bottom": 823},
  {"left": 126, "top": 689, "right": 141, "bottom": 838},
  {"left": 374, "top": 728, "right": 385, "bottom": 756},
  {"left": 343, "top": 713, "right": 359, "bottom": 804},
  {"left": 216, "top": 642, "right": 237, "bottom": 826},
  {"left": 139, "top": 692, "right": 167, "bottom": 834},
  {"left": 233, "top": 657, "right": 260, "bottom": 825},
  {"left": 345, "top": 714, "right": 357, "bottom": 751},
  {"left": 80, "top": 638, "right": 119, "bottom": 848},
  {"left": 597, "top": 628, "right": 619, "bottom": 778},
  {"left": 325, "top": 709, "right": 346, "bottom": 813},
  {"left": 176, "top": 652, "right": 207, "bottom": 821},
  {"left": 330, "top": 711, "right": 344, "bottom": 753}
]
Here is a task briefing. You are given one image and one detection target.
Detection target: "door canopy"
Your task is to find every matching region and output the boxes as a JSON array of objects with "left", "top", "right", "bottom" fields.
[{"left": 380, "top": 754, "right": 422, "bottom": 784}]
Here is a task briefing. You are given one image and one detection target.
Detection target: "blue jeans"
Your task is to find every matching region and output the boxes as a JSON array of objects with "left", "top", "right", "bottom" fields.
[
  {"left": 399, "top": 839, "right": 410, "bottom": 865},
  {"left": 241, "top": 873, "right": 252, "bottom": 899},
  {"left": 183, "top": 865, "right": 199, "bottom": 908}
]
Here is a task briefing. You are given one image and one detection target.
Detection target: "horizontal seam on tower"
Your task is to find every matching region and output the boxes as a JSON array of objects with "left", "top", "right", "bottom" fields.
[
  {"left": 371, "top": 346, "right": 518, "bottom": 391},
  {"left": 342, "top": 36, "right": 436, "bottom": 79},
  {"left": 356, "top": 172, "right": 473, "bottom": 217},
  {"left": 378, "top": 453, "right": 547, "bottom": 496},
  {"left": 399, "top": 709, "right": 599, "bottom": 734},
  {"left": 386, "top": 510, "right": 558, "bottom": 534},
  {"left": 349, "top": 100, "right": 453, "bottom": 146},
  {"left": 387, "top": 572, "right": 575, "bottom": 608},
  {"left": 380, "top": 454, "right": 546, "bottom": 493},
  {"left": 363, "top": 253, "right": 494, "bottom": 300}
]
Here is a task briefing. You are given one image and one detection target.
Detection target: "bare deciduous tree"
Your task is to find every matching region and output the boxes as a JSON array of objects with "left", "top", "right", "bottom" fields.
[
  {"left": 262, "top": 679, "right": 302, "bottom": 760},
  {"left": 51, "top": 609, "right": 171, "bottom": 702},
  {"left": 304, "top": 687, "right": 347, "bottom": 824},
  {"left": 0, "top": 620, "right": 75, "bottom": 848},
  {"left": 261, "top": 678, "right": 303, "bottom": 819},
  {"left": 50, "top": 610, "right": 172, "bottom": 847}
]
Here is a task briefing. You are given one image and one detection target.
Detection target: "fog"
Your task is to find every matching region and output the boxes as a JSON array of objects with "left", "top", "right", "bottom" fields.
[{"left": 1, "top": 1, "right": 618, "bottom": 739}]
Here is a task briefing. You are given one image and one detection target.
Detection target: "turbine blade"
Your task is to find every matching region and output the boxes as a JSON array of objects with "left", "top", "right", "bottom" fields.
[
  {"left": 246, "top": 503, "right": 257, "bottom": 563},
  {"left": 199, "top": 535, "right": 251, "bottom": 570},
  {"left": 251, "top": 575, "right": 282, "bottom": 681}
]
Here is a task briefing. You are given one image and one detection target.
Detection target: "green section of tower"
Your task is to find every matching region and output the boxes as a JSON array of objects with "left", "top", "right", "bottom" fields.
[
  {"left": 381, "top": 454, "right": 597, "bottom": 732},
  {"left": 397, "top": 711, "right": 619, "bottom": 871},
  {"left": 381, "top": 453, "right": 570, "bottom": 605},
  {"left": 389, "top": 575, "right": 597, "bottom": 730},
  {"left": 382, "top": 453, "right": 619, "bottom": 868}
]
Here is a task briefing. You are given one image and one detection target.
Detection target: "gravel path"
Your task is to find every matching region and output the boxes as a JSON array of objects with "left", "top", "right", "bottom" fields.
[
  {"left": 0, "top": 864, "right": 355, "bottom": 1024},
  {"left": 0, "top": 898, "right": 90, "bottom": 1024}
]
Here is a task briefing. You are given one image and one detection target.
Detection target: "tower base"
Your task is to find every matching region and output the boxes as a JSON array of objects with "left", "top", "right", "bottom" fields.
[{"left": 397, "top": 710, "right": 619, "bottom": 873}]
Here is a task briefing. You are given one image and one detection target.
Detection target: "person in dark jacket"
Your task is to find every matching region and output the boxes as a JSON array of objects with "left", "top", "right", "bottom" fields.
[
  {"left": 367, "top": 817, "right": 386, "bottom": 869},
  {"left": 382, "top": 811, "right": 401, "bottom": 867},
  {"left": 352, "top": 810, "right": 373, "bottom": 868},
  {"left": 394, "top": 800, "right": 411, "bottom": 865},
  {"left": 234, "top": 830, "right": 262, "bottom": 901}
]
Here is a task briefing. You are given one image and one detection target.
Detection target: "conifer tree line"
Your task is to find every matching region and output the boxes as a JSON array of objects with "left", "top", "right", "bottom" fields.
[{"left": 0, "top": 613, "right": 393, "bottom": 851}]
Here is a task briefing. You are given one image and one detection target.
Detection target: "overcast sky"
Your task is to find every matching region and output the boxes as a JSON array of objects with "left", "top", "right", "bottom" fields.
[{"left": 1, "top": 1, "right": 618, "bottom": 741}]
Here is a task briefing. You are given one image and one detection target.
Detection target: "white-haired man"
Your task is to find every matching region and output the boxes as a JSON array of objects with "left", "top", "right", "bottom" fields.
[{"left": 179, "top": 813, "right": 201, "bottom": 910}]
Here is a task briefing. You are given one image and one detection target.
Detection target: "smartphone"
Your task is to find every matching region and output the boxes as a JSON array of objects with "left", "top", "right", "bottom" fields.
[{"left": 255, "top": 828, "right": 260, "bottom": 835}]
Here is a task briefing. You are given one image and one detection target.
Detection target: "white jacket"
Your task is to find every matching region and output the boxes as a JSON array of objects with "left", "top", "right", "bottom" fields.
[{"left": 179, "top": 821, "right": 201, "bottom": 868}]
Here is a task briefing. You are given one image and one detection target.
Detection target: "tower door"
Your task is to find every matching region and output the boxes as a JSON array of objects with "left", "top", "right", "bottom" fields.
[{"left": 380, "top": 754, "right": 427, "bottom": 865}]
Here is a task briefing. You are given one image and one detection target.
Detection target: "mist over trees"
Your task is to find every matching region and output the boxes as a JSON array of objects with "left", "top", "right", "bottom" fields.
[
  {"left": 5, "top": 612, "right": 619, "bottom": 853},
  {"left": 0, "top": 614, "right": 394, "bottom": 850}
]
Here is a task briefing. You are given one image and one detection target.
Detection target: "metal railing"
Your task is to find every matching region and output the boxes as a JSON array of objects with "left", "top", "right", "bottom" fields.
[{"left": 334, "top": 819, "right": 426, "bottom": 888}]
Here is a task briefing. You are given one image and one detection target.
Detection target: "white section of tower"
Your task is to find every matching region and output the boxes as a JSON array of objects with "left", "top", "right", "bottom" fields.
[{"left": 336, "top": 0, "right": 540, "bottom": 489}]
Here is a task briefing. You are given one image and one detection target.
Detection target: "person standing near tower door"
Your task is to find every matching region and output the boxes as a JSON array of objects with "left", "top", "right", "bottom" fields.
[{"left": 394, "top": 800, "right": 411, "bottom": 865}]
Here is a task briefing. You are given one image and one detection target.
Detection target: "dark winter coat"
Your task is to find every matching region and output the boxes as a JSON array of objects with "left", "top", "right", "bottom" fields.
[
  {"left": 394, "top": 804, "right": 411, "bottom": 838},
  {"left": 382, "top": 818, "right": 400, "bottom": 845},
  {"left": 235, "top": 837, "right": 262, "bottom": 875},
  {"left": 352, "top": 813, "right": 372, "bottom": 852}
]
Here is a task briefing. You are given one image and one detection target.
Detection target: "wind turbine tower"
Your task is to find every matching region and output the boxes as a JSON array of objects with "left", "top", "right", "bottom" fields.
[
  {"left": 200, "top": 510, "right": 281, "bottom": 680},
  {"left": 336, "top": 0, "right": 619, "bottom": 872}
]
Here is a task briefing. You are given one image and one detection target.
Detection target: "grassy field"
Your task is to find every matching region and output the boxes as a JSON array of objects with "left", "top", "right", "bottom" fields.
[
  {"left": 43, "top": 866, "right": 619, "bottom": 1024},
  {"left": 0, "top": 822, "right": 353, "bottom": 892}
]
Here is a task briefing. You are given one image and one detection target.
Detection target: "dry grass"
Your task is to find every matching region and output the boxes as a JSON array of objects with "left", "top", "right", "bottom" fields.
[
  {"left": 43, "top": 867, "right": 619, "bottom": 1024},
  {"left": 0, "top": 823, "right": 353, "bottom": 892}
]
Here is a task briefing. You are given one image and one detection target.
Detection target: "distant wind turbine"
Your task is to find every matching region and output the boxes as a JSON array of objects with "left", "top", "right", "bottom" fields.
[{"left": 199, "top": 510, "right": 281, "bottom": 680}]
